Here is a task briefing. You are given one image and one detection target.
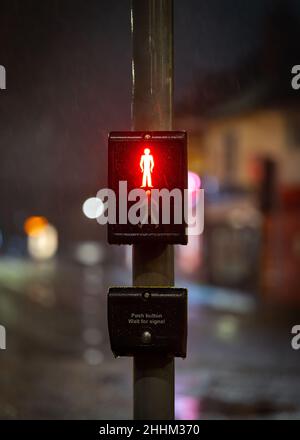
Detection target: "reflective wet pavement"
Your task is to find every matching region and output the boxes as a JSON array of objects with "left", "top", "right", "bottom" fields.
[{"left": 0, "top": 257, "right": 300, "bottom": 419}]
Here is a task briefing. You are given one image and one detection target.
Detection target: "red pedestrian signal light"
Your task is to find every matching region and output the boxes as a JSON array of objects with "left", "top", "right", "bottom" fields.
[
  {"left": 140, "top": 148, "right": 154, "bottom": 188},
  {"left": 108, "top": 131, "right": 187, "bottom": 244}
]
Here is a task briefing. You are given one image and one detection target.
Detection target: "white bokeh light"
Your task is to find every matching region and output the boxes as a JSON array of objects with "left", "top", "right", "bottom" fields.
[
  {"left": 28, "top": 224, "right": 58, "bottom": 260},
  {"left": 82, "top": 197, "right": 104, "bottom": 219}
]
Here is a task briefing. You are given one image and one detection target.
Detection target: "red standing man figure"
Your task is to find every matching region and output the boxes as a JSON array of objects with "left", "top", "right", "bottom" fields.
[{"left": 140, "top": 148, "right": 154, "bottom": 188}]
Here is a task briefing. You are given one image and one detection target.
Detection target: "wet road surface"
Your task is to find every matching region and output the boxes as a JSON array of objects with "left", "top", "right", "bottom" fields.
[{"left": 0, "top": 257, "right": 299, "bottom": 419}]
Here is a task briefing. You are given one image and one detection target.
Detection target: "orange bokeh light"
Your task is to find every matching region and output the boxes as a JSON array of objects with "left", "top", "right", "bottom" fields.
[{"left": 24, "top": 216, "right": 48, "bottom": 236}]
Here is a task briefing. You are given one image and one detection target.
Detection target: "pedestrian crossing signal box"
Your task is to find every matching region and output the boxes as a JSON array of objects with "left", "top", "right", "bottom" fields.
[
  {"left": 108, "top": 287, "right": 187, "bottom": 357},
  {"left": 108, "top": 131, "right": 187, "bottom": 244}
]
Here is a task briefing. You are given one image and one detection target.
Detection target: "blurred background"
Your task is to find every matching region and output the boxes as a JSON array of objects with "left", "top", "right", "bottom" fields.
[{"left": 0, "top": 0, "right": 300, "bottom": 419}]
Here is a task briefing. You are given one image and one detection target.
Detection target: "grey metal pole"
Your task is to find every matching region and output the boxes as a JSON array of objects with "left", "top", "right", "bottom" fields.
[{"left": 131, "top": 0, "right": 175, "bottom": 420}]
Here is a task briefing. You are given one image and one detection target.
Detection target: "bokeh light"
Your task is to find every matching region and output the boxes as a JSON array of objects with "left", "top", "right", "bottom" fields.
[
  {"left": 188, "top": 171, "right": 201, "bottom": 193},
  {"left": 27, "top": 224, "right": 58, "bottom": 260},
  {"left": 24, "top": 216, "right": 48, "bottom": 236},
  {"left": 82, "top": 197, "right": 104, "bottom": 219}
]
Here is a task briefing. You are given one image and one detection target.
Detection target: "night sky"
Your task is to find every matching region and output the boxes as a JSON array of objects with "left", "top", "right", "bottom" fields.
[{"left": 0, "top": 0, "right": 299, "bottom": 239}]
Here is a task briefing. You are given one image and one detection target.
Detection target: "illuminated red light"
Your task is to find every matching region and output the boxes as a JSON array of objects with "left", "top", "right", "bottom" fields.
[{"left": 140, "top": 147, "right": 154, "bottom": 188}]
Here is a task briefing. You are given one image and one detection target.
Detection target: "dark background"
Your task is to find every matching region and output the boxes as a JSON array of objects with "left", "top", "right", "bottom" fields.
[
  {"left": 0, "top": 0, "right": 300, "bottom": 420},
  {"left": 1, "top": 0, "right": 299, "bottom": 243}
]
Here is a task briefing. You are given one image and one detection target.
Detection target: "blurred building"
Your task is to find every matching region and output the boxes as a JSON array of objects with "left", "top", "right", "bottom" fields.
[{"left": 175, "top": 4, "right": 300, "bottom": 303}]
